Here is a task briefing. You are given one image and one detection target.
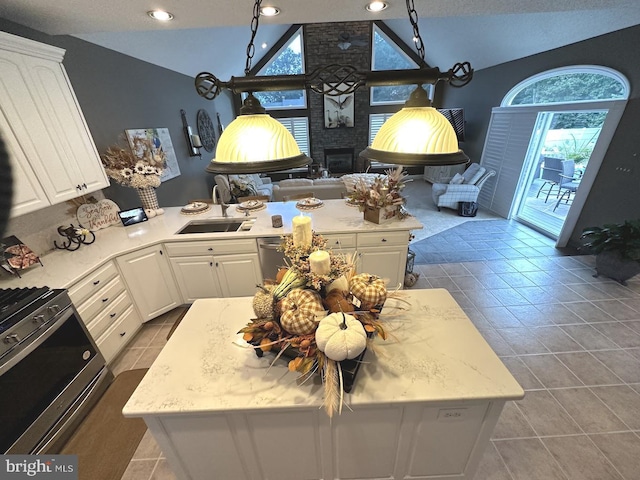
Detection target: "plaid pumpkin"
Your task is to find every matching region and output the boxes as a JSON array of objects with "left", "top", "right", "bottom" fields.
[
  {"left": 279, "top": 289, "right": 324, "bottom": 335},
  {"left": 350, "top": 274, "right": 387, "bottom": 308}
]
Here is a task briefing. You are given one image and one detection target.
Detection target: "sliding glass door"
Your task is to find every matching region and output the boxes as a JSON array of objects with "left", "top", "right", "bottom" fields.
[{"left": 512, "top": 110, "right": 605, "bottom": 238}]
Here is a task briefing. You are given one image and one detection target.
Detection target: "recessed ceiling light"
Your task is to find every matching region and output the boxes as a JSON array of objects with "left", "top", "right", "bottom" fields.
[
  {"left": 261, "top": 42, "right": 268, "bottom": 49},
  {"left": 147, "top": 10, "right": 174, "bottom": 21},
  {"left": 260, "top": 6, "right": 280, "bottom": 17},
  {"left": 366, "top": 1, "right": 388, "bottom": 12}
]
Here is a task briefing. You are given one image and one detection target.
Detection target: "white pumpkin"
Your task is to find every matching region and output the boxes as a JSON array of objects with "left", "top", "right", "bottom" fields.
[
  {"left": 315, "top": 312, "right": 367, "bottom": 361},
  {"left": 325, "top": 275, "right": 350, "bottom": 295}
]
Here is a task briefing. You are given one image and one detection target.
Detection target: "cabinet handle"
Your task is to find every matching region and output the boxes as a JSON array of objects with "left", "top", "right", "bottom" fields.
[
  {"left": 215, "top": 262, "right": 219, "bottom": 267},
  {"left": 159, "top": 250, "right": 163, "bottom": 255},
  {"left": 381, "top": 238, "right": 387, "bottom": 242},
  {"left": 102, "top": 297, "right": 109, "bottom": 302},
  {"left": 93, "top": 280, "right": 100, "bottom": 286},
  {"left": 76, "top": 184, "right": 82, "bottom": 190},
  {"left": 82, "top": 183, "right": 87, "bottom": 189},
  {"left": 209, "top": 261, "right": 213, "bottom": 267},
  {"left": 119, "top": 332, "right": 126, "bottom": 337},
  {"left": 207, "top": 247, "right": 213, "bottom": 251},
  {"left": 110, "top": 313, "right": 117, "bottom": 318}
]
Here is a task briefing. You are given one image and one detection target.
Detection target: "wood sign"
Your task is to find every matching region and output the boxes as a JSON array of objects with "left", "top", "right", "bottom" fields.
[{"left": 76, "top": 199, "right": 121, "bottom": 230}]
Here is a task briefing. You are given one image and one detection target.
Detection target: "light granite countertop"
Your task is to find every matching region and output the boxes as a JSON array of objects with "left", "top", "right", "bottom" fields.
[
  {"left": 0, "top": 200, "right": 423, "bottom": 290},
  {"left": 123, "top": 288, "right": 524, "bottom": 417}
]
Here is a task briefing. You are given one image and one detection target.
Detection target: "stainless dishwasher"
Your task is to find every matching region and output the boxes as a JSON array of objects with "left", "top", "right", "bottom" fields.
[{"left": 257, "top": 237, "right": 287, "bottom": 280}]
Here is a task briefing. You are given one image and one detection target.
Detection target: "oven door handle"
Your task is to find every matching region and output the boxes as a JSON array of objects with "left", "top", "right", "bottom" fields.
[{"left": 0, "top": 306, "right": 75, "bottom": 375}]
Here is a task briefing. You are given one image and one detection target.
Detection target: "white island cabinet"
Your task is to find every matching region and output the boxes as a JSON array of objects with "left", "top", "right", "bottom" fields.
[
  {"left": 116, "top": 245, "right": 182, "bottom": 322},
  {"left": 124, "top": 289, "right": 524, "bottom": 480},
  {"left": 0, "top": 31, "right": 109, "bottom": 217}
]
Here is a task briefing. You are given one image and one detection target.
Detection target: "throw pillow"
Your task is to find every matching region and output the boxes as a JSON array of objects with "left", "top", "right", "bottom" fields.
[
  {"left": 229, "top": 177, "right": 258, "bottom": 199},
  {"left": 449, "top": 173, "right": 464, "bottom": 185}
]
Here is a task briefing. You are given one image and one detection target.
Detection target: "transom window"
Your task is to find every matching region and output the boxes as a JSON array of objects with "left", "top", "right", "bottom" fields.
[
  {"left": 370, "top": 24, "right": 432, "bottom": 105},
  {"left": 252, "top": 27, "right": 306, "bottom": 110},
  {"left": 502, "top": 66, "right": 629, "bottom": 107}
]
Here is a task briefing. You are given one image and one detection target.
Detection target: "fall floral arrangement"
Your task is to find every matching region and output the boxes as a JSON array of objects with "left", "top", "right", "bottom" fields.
[
  {"left": 101, "top": 136, "right": 166, "bottom": 189},
  {"left": 348, "top": 166, "right": 409, "bottom": 220},
  {"left": 239, "top": 231, "right": 393, "bottom": 417}
]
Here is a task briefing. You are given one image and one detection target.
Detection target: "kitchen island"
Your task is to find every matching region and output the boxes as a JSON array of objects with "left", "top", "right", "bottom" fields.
[{"left": 123, "top": 289, "right": 524, "bottom": 480}]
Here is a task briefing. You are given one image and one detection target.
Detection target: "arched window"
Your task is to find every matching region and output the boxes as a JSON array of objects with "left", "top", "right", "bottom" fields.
[{"left": 501, "top": 66, "right": 629, "bottom": 107}]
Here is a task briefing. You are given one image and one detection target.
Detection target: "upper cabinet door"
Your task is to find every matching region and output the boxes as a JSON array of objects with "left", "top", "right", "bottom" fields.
[
  {"left": 0, "top": 32, "right": 109, "bottom": 215},
  {"left": 0, "top": 110, "right": 49, "bottom": 217},
  {"left": 23, "top": 56, "right": 109, "bottom": 196}
]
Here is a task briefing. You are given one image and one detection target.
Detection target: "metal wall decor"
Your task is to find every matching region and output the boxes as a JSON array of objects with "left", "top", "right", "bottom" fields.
[
  {"left": 53, "top": 225, "right": 96, "bottom": 251},
  {"left": 197, "top": 109, "right": 216, "bottom": 152}
]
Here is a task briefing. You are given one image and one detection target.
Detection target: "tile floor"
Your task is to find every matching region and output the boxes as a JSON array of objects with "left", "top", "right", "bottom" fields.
[{"left": 111, "top": 220, "right": 640, "bottom": 480}]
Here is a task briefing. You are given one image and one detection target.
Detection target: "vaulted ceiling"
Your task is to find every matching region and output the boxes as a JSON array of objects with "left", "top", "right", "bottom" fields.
[{"left": 1, "top": 0, "right": 639, "bottom": 82}]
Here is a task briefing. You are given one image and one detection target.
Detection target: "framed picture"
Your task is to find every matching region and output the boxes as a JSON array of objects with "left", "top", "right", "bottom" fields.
[
  {"left": 1, "top": 235, "right": 42, "bottom": 277},
  {"left": 125, "top": 128, "right": 181, "bottom": 182},
  {"left": 323, "top": 83, "right": 355, "bottom": 129}
]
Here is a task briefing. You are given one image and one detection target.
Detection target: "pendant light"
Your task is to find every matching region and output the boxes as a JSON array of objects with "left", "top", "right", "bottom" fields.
[
  {"left": 359, "top": 85, "right": 469, "bottom": 166},
  {"left": 205, "top": 93, "right": 310, "bottom": 173},
  {"left": 360, "top": 0, "right": 469, "bottom": 167},
  {"left": 195, "top": 0, "right": 473, "bottom": 171},
  {"left": 203, "top": 0, "right": 310, "bottom": 174}
]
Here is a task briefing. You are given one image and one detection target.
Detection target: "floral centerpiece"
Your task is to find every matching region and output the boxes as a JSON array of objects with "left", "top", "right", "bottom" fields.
[
  {"left": 239, "top": 227, "right": 397, "bottom": 417},
  {"left": 348, "top": 166, "right": 409, "bottom": 223},
  {"left": 101, "top": 136, "right": 167, "bottom": 217}
]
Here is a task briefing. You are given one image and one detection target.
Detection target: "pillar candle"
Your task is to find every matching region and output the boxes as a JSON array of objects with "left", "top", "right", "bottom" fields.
[
  {"left": 292, "top": 214, "right": 312, "bottom": 247},
  {"left": 309, "top": 250, "right": 331, "bottom": 275}
]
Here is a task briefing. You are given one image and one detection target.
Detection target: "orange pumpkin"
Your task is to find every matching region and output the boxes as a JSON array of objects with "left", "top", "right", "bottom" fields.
[
  {"left": 279, "top": 289, "right": 324, "bottom": 335},
  {"left": 322, "top": 290, "right": 355, "bottom": 314}
]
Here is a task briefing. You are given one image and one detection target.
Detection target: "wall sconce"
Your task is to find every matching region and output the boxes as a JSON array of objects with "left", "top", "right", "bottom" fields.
[{"left": 180, "top": 109, "right": 202, "bottom": 157}]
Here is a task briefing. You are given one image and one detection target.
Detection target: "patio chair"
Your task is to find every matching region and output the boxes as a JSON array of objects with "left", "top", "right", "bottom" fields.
[
  {"left": 553, "top": 160, "right": 581, "bottom": 211},
  {"left": 536, "top": 157, "right": 563, "bottom": 202}
]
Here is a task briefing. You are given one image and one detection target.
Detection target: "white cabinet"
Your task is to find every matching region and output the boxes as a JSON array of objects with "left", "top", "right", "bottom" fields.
[
  {"left": 0, "top": 31, "right": 109, "bottom": 217},
  {"left": 116, "top": 245, "right": 182, "bottom": 322},
  {"left": 166, "top": 239, "right": 262, "bottom": 303},
  {"left": 357, "top": 231, "right": 409, "bottom": 289},
  {"left": 68, "top": 260, "right": 142, "bottom": 363}
]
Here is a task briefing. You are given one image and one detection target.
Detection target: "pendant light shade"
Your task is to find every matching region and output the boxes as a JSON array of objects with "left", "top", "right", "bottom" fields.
[
  {"left": 360, "top": 86, "right": 469, "bottom": 166},
  {"left": 206, "top": 94, "right": 311, "bottom": 174}
]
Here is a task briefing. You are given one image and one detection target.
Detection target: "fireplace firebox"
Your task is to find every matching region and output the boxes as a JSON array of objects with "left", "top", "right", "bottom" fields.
[{"left": 324, "top": 148, "right": 354, "bottom": 174}]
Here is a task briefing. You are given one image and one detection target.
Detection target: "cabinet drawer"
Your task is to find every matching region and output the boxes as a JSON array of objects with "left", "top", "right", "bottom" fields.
[
  {"left": 68, "top": 261, "right": 118, "bottom": 305},
  {"left": 357, "top": 231, "right": 409, "bottom": 247},
  {"left": 97, "top": 305, "right": 142, "bottom": 364},
  {"left": 322, "top": 233, "right": 356, "bottom": 249},
  {"left": 165, "top": 239, "right": 257, "bottom": 257},
  {"left": 76, "top": 276, "right": 126, "bottom": 324},
  {"left": 87, "top": 290, "right": 133, "bottom": 340}
]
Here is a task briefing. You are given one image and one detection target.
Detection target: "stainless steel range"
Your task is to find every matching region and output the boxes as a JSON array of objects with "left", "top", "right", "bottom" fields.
[{"left": 0, "top": 287, "right": 113, "bottom": 454}]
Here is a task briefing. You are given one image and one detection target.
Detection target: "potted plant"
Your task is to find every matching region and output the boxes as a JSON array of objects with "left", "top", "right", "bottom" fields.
[{"left": 580, "top": 219, "right": 640, "bottom": 284}]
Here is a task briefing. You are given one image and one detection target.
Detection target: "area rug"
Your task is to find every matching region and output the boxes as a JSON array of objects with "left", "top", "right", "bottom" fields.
[
  {"left": 60, "top": 368, "right": 148, "bottom": 480},
  {"left": 166, "top": 306, "right": 189, "bottom": 340}
]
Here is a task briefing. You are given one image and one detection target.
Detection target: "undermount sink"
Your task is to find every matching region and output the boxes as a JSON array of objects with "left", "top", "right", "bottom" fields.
[{"left": 176, "top": 218, "right": 251, "bottom": 235}]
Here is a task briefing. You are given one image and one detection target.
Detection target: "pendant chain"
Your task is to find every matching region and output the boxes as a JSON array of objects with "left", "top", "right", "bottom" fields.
[
  {"left": 245, "top": 0, "right": 262, "bottom": 76},
  {"left": 406, "top": 0, "right": 426, "bottom": 67}
]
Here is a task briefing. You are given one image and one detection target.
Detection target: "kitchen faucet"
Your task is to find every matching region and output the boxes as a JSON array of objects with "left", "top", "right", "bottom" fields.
[{"left": 220, "top": 201, "right": 230, "bottom": 217}]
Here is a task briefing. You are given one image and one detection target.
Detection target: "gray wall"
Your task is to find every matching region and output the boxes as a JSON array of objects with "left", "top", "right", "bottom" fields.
[
  {"left": 441, "top": 25, "right": 640, "bottom": 247},
  {"left": 0, "top": 17, "right": 233, "bottom": 210}
]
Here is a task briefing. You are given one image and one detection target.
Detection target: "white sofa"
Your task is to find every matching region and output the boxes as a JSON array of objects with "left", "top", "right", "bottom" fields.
[{"left": 272, "top": 178, "right": 346, "bottom": 201}]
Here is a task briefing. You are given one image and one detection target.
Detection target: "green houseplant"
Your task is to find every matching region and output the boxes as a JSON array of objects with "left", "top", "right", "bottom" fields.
[{"left": 580, "top": 219, "right": 640, "bottom": 284}]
